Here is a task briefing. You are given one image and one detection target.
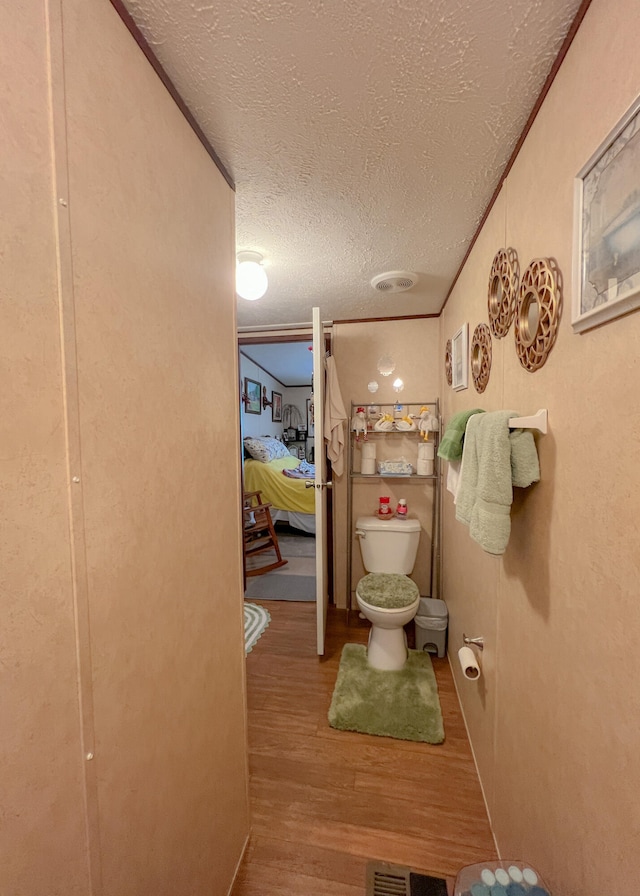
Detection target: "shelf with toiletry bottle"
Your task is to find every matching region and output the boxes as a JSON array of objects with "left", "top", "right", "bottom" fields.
[{"left": 348, "top": 401, "right": 440, "bottom": 480}]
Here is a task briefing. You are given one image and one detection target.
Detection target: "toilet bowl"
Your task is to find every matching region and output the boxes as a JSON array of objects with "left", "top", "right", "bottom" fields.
[
  {"left": 356, "top": 573, "right": 420, "bottom": 670},
  {"left": 355, "top": 516, "right": 422, "bottom": 671}
]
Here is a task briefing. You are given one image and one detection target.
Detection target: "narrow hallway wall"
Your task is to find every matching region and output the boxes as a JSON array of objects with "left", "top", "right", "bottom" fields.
[
  {"left": 1, "top": 0, "right": 249, "bottom": 892},
  {"left": 440, "top": 0, "right": 640, "bottom": 892}
]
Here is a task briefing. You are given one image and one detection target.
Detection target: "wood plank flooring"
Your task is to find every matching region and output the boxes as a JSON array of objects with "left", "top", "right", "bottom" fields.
[{"left": 232, "top": 602, "right": 497, "bottom": 895}]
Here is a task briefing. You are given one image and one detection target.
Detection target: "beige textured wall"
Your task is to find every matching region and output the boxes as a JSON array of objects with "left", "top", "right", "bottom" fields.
[
  {"left": 440, "top": 0, "right": 640, "bottom": 892},
  {"left": 332, "top": 319, "right": 440, "bottom": 608},
  {"left": 0, "top": 3, "right": 90, "bottom": 891},
  {"left": 2, "top": 0, "right": 249, "bottom": 893}
]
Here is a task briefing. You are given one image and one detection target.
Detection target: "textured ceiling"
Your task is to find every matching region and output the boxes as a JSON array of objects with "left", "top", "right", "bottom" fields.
[{"left": 122, "top": 0, "right": 584, "bottom": 328}]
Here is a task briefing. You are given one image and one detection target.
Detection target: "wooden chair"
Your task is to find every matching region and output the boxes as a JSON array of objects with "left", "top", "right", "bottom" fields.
[{"left": 243, "top": 491, "right": 288, "bottom": 578}]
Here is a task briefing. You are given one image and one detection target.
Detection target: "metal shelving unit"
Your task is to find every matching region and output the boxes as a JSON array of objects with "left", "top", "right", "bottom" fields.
[{"left": 346, "top": 400, "right": 441, "bottom": 609}]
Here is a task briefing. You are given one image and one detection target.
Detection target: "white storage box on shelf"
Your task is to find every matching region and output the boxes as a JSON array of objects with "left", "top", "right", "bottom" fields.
[
  {"left": 414, "top": 597, "right": 448, "bottom": 657},
  {"left": 377, "top": 458, "right": 413, "bottom": 476}
]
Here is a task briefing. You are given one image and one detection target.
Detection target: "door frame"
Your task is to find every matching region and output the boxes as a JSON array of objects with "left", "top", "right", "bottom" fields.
[{"left": 237, "top": 331, "right": 334, "bottom": 601}]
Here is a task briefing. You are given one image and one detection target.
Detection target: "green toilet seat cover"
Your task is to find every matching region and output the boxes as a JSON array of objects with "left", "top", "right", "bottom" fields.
[{"left": 358, "top": 573, "right": 419, "bottom": 609}]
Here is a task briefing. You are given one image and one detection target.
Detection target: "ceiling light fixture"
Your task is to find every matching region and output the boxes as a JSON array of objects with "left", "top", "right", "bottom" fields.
[{"left": 236, "top": 251, "right": 268, "bottom": 301}]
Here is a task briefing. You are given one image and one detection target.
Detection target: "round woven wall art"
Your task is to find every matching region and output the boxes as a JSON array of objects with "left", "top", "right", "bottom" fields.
[
  {"left": 488, "top": 247, "right": 519, "bottom": 338},
  {"left": 445, "top": 339, "right": 452, "bottom": 386},
  {"left": 471, "top": 323, "right": 492, "bottom": 393},
  {"left": 514, "top": 257, "right": 562, "bottom": 371}
]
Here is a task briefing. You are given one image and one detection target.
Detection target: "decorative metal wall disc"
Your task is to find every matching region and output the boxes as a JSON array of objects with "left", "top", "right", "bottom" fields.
[
  {"left": 488, "top": 248, "right": 519, "bottom": 338},
  {"left": 471, "top": 323, "right": 492, "bottom": 393},
  {"left": 515, "top": 258, "right": 562, "bottom": 371},
  {"left": 445, "top": 339, "right": 452, "bottom": 386}
]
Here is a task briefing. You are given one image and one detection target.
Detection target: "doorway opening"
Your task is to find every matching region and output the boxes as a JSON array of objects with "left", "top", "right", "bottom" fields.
[{"left": 238, "top": 334, "right": 333, "bottom": 602}]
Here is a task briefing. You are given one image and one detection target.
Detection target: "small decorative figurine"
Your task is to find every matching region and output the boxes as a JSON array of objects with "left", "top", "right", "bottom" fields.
[
  {"left": 374, "top": 413, "right": 394, "bottom": 432},
  {"left": 418, "top": 406, "right": 439, "bottom": 440},
  {"left": 395, "top": 414, "right": 417, "bottom": 431},
  {"left": 351, "top": 406, "right": 368, "bottom": 441}
]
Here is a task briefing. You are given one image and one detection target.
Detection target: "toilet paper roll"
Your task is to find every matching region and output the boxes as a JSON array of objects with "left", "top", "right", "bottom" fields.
[
  {"left": 361, "top": 458, "right": 376, "bottom": 475},
  {"left": 418, "top": 442, "right": 435, "bottom": 461},
  {"left": 362, "top": 442, "right": 377, "bottom": 460},
  {"left": 417, "top": 459, "right": 434, "bottom": 476},
  {"left": 458, "top": 646, "right": 481, "bottom": 680}
]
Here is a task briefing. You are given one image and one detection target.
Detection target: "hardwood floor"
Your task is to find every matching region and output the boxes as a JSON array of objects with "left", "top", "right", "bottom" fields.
[{"left": 232, "top": 602, "right": 497, "bottom": 895}]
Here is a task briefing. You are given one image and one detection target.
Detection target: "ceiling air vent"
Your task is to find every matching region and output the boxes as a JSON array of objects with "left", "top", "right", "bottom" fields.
[{"left": 371, "top": 271, "right": 418, "bottom": 294}]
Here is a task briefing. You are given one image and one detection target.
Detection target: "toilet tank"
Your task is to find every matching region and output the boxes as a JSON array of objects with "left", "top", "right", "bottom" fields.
[{"left": 355, "top": 516, "right": 421, "bottom": 574}]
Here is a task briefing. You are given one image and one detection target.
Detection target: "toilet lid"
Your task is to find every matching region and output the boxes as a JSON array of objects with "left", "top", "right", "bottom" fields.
[{"left": 357, "top": 573, "right": 419, "bottom": 609}]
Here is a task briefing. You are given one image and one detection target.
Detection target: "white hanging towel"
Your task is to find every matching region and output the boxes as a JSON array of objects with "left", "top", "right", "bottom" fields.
[
  {"left": 446, "top": 457, "right": 464, "bottom": 504},
  {"left": 323, "top": 355, "right": 348, "bottom": 476}
]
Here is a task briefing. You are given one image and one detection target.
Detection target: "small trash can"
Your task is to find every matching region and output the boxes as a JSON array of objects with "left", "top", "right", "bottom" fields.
[{"left": 414, "top": 597, "right": 448, "bottom": 658}]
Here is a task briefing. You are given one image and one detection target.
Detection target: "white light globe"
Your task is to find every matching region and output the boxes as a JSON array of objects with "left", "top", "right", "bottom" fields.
[
  {"left": 377, "top": 355, "right": 396, "bottom": 377},
  {"left": 392, "top": 377, "right": 404, "bottom": 392},
  {"left": 236, "top": 252, "right": 268, "bottom": 301}
]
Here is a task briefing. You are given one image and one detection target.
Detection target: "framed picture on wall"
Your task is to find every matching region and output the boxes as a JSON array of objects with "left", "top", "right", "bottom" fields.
[
  {"left": 451, "top": 323, "right": 469, "bottom": 391},
  {"left": 271, "top": 391, "right": 282, "bottom": 422},
  {"left": 243, "top": 377, "right": 261, "bottom": 414},
  {"left": 573, "top": 93, "right": 640, "bottom": 332}
]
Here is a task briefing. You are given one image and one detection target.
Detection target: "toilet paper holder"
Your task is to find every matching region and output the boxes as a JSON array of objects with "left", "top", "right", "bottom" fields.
[{"left": 462, "top": 633, "right": 484, "bottom": 650}]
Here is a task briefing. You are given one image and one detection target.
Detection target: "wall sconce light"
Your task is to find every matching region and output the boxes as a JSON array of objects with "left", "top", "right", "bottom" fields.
[
  {"left": 392, "top": 377, "right": 404, "bottom": 392},
  {"left": 377, "top": 355, "right": 396, "bottom": 377},
  {"left": 262, "top": 386, "right": 272, "bottom": 409},
  {"left": 236, "top": 250, "right": 268, "bottom": 301}
]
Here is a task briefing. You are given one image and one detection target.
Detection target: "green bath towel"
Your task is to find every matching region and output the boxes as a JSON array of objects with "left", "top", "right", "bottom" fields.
[
  {"left": 437, "top": 408, "right": 484, "bottom": 461},
  {"left": 455, "top": 411, "right": 540, "bottom": 554}
]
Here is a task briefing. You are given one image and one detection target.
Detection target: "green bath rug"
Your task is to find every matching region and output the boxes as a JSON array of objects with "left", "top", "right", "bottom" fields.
[{"left": 328, "top": 644, "right": 444, "bottom": 743}]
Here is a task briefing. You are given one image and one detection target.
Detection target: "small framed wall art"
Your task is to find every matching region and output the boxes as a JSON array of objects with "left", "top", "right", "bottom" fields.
[
  {"left": 444, "top": 339, "right": 452, "bottom": 386},
  {"left": 451, "top": 323, "right": 469, "bottom": 391},
  {"left": 573, "top": 93, "right": 640, "bottom": 332},
  {"left": 243, "top": 377, "right": 261, "bottom": 414},
  {"left": 271, "top": 391, "right": 282, "bottom": 422}
]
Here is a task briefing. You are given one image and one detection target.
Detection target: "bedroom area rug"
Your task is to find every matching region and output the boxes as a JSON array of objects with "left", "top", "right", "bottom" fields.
[
  {"left": 244, "top": 602, "right": 271, "bottom": 653},
  {"left": 328, "top": 644, "right": 445, "bottom": 743},
  {"left": 244, "top": 531, "right": 316, "bottom": 601}
]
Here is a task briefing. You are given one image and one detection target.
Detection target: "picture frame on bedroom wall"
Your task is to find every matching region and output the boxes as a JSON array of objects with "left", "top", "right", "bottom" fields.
[
  {"left": 271, "top": 391, "right": 282, "bottom": 422},
  {"left": 244, "top": 377, "right": 262, "bottom": 414},
  {"left": 451, "top": 323, "right": 469, "bottom": 391}
]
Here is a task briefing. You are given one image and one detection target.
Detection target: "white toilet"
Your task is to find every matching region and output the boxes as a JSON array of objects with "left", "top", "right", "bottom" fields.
[{"left": 355, "top": 516, "right": 422, "bottom": 671}]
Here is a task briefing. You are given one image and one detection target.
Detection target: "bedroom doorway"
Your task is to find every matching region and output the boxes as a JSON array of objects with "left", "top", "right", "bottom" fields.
[{"left": 238, "top": 330, "right": 333, "bottom": 611}]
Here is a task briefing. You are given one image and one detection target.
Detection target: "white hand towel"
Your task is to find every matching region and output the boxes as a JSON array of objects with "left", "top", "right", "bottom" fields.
[
  {"left": 323, "top": 355, "right": 348, "bottom": 476},
  {"left": 446, "top": 458, "right": 464, "bottom": 504}
]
